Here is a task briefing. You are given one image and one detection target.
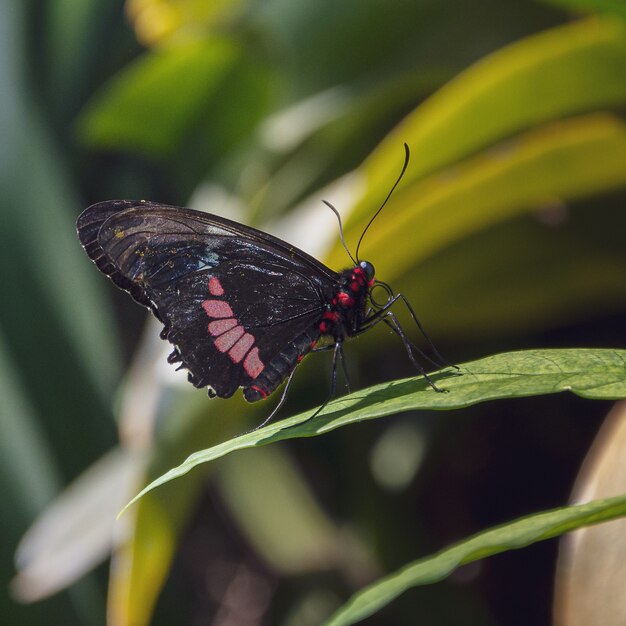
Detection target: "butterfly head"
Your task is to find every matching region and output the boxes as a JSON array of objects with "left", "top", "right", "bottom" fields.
[{"left": 349, "top": 261, "right": 375, "bottom": 291}]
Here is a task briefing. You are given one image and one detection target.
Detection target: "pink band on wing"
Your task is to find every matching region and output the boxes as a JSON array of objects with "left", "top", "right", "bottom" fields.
[
  {"left": 214, "top": 326, "right": 245, "bottom": 352},
  {"left": 228, "top": 333, "right": 255, "bottom": 363},
  {"left": 208, "top": 277, "right": 225, "bottom": 296},
  {"left": 202, "top": 299, "right": 234, "bottom": 318},
  {"left": 243, "top": 347, "right": 264, "bottom": 378},
  {"left": 208, "top": 318, "right": 237, "bottom": 336}
]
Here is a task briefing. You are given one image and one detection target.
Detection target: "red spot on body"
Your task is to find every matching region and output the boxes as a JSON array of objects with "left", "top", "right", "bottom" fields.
[
  {"left": 214, "top": 326, "right": 244, "bottom": 352},
  {"left": 350, "top": 281, "right": 360, "bottom": 292},
  {"left": 208, "top": 318, "right": 237, "bottom": 336},
  {"left": 228, "top": 333, "right": 255, "bottom": 363},
  {"left": 323, "top": 311, "right": 339, "bottom": 322},
  {"left": 244, "top": 347, "right": 264, "bottom": 378},
  {"left": 352, "top": 268, "right": 367, "bottom": 286},
  {"left": 202, "top": 299, "right": 234, "bottom": 318},
  {"left": 208, "top": 276, "right": 225, "bottom": 296},
  {"left": 368, "top": 278, "right": 375, "bottom": 287},
  {"left": 337, "top": 292, "right": 354, "bottom": 307},
  {"left": 250, "top": 384, "right": 267, "bottom": 399},
  {"left": 319, "top": 321, "right": 329, "bottom": 333}
]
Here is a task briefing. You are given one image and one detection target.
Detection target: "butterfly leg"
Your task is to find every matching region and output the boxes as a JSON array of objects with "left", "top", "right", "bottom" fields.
[
  {"left": 338, "top": 342, "right": 351, "bottom": 393},
  {"left": 358, "top": 305, "right": 445, "bottom": 392},
  {"left": 383, "top": 311, "right": 443, "bottom": 392},
  {"left": 311, "top": 341, "right": 351, "bottom": 393},
  {"left": 296, "top": 340, "right": 344, "bottom": 426},
  {"left": 361, "top": 289, "right": 458, "bottom": 372},
  {"left": 392, "top": 293, "right": 459, "bottom": 371}
]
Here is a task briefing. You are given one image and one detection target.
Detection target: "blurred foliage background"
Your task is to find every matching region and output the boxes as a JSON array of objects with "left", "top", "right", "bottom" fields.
[{"left": 2, "top": 0, "right": 626, "bottom": 624}]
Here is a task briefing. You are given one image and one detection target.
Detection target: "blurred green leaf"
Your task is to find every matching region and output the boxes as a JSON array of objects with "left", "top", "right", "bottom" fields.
[
  {"left": 108, "top": 491, "right": 190, "bottom": 626},
  {"left": 339, "top": 112, "right": 626, "bottom": 281},
  {"left": 78, "top": 39, "right": 241, "bottom": 156},
  {"left": 216, "top": 445, "right": 369, "bottom": 574},
  {"left": 0, "top": 330, "right": 60, "bottom": 514},
  {"left": 339, "top": 16, "right": 626, "bottom": 230},
  {"left": 126, "top": 0, "right": 250, "bottom": 46},
  {"left": 11, "top": 448, "right": 142, "bottom": 604},
  {"left": 46, "top": 0, "right": 128, "bottom": 118},
  {"left": 120, "top": 348, "right": 626, "bottom": 513},
  {"left": 254, "top": 0, "right": 559, "bottom": 97},
  {"left": 1, "top": 0, "right": 118, "bottom": 460},
  {"left": 390, "top": 195, "right": 626, "bottom": 339},
  {"left": 107, "top": 392, "right": 215, "bottom": 626},
  {"left": 542, "top": 0, "right": 626, "bottom": 21},
  {"left": 0, "top": 1, "right": 114, "bottom": 621},
  {"left": 323, "top": 493, "right": 626, "bottom": 626}
]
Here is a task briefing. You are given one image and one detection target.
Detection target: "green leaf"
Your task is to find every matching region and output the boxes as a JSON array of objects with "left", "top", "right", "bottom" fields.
[
  {"left": 322, "top": 493, "right": 626, "bottom": 626},
  {"left": 120, "top": 348, "right": 626, "bottom": 514},
  {"left": 78, "top": 39, "right": 240, "bottom": 156},
  {"left": 345, "top": 17, "right": 626, "bottom": 222}
]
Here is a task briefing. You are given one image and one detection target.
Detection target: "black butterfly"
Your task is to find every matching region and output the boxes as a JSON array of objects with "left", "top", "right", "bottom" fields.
[{"left": 77, "top": 146, "right": 448, "bottom": 425}]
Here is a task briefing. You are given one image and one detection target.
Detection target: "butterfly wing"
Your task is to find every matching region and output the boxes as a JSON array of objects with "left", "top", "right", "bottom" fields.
[
  {"left": 77, "top": 200, "right": 339, "bottom": 398},
  {"left": 77, "top": 200, "right": 157, "bottom": 313}
]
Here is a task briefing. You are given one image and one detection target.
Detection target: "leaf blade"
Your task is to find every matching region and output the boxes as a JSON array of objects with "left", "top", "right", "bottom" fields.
[
  {"left": 323, "top": 493, "right": 626, "bottom": 626},
  {"left": 120, "top": 348, "right": 626, "bottom": 514}
]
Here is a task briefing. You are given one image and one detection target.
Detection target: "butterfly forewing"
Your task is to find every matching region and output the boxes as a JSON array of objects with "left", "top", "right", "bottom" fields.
[
  {"left": 76, "top": 200, "right": 157, "bottom": 313},
  {"left": 78, "top": 201, "right": 339, "bottom": 398}
]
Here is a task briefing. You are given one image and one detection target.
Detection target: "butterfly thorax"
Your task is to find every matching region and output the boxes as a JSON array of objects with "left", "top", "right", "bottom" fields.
[{"left": 318, "top": 261, "right": 375, "bottom": 341}]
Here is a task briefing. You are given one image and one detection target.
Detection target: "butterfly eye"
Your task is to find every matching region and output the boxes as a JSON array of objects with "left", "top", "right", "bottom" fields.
[{"left": 359, "top": 260, "right": 375, "bottom": 281}]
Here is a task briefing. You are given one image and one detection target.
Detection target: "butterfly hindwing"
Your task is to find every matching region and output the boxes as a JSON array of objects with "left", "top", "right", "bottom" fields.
[{"left": 79, "top": 201, "right": 338, "bottom": 398}]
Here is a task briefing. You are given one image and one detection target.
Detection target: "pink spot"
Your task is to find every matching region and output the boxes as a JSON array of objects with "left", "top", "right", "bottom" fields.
[
  {"left": 208, "top": 318, "right": 237, "bottom": 337},
  {"left": 208, "top": 276, "right": 225, "bottom": 296},
  {"left": 244, "top": 347, "right": 264, "bottom": 378},
  {"left": 202, "top": 299, "right": 234, "bottom": 318},
  {"left": 323, "top": 311, "right": 339, "bottom": 322},
  {"left": 319, "top": 321, "right": 329, "bottom": 333},
  {"left": 228, "top": 333, "right": 255, "bottom": 363},
  {"left": 214, "top": 326, "right": 244, "bottom": 352},
  {"left": 350, "top": 281, "right": 360, "bottom": 292}
]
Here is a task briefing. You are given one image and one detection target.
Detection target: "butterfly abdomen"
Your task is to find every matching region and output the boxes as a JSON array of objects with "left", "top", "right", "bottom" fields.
[{"left": 244, "top": 326, "right": 321, "bottom": 402}]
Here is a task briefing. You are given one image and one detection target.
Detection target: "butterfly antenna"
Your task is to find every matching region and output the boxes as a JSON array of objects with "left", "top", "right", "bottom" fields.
[
  {"left": 355, "top": 143, "right": 410, "bottom": 262},
  {"left": 322, "top": 200, "right": 357, "bottom": 265}
]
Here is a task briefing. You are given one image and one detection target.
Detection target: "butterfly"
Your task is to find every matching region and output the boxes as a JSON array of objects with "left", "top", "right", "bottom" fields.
[{"left": 77, "top": 145, "right": 448, "bottom": 425}]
